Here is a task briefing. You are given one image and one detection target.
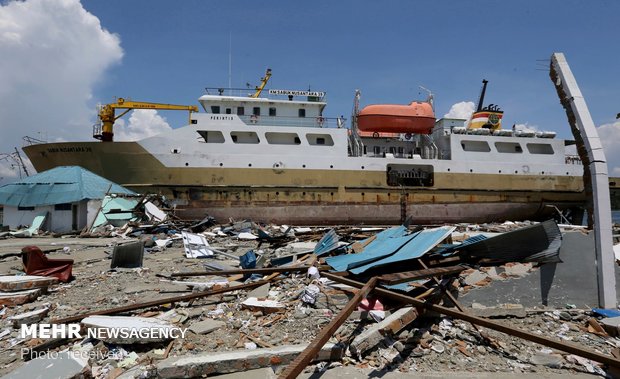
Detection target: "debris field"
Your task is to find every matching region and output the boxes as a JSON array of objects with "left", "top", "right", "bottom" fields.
[{"left": 1, "top": 217, "right": 620, "bottom": 379}]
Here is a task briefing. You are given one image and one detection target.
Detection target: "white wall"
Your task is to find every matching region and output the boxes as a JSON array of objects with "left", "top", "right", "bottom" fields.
[{"left": 3, "top": 201, "right": 91, "bottom": 233}]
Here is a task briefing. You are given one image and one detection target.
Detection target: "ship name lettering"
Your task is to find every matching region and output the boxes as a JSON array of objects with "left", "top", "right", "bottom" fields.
[{"left": 46, "top": 146, "right": 93, "bottom": 153}]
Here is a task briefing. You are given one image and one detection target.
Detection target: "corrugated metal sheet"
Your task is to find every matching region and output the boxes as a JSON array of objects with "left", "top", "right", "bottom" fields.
[
  {"left": 314, "top": 229, "right": 340, "bottom": 256},
  {"left": 0, "top": 166, "right": 134, "bottom": 207},
  {"left": 350, "top": 226, "right": 455, "bottom": 274},
  {"left": 459, "top": 220, "right": 562, "bottom": 264},
  {"left": 430, "top": 234, "right": 489, "bottom": 257},
  {"left": 326, "top": 226, "right": 411, "bottom": 271}
]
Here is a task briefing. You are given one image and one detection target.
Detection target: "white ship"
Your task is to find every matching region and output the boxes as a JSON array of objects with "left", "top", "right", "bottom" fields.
[{"left": 23, "top": 71, "right": 585, "bottom": 225}]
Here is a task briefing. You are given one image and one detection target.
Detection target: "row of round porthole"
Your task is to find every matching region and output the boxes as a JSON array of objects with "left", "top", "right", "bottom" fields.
[
  {"left": 185, "top": 162, "right": 571, "bottom": 175},
  {"left": 217, "top": 190, "right": 385, "bottom": 197}
]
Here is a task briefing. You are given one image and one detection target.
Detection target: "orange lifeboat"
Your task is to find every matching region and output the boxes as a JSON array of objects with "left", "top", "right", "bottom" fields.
[{"left": 357, "top": 101, "right": 435, "bottom": 135}]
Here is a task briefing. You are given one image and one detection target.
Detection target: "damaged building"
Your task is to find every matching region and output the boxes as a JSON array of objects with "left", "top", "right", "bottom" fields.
[{"left": 0, "top": 166, "right": 134, "bottom": 234}]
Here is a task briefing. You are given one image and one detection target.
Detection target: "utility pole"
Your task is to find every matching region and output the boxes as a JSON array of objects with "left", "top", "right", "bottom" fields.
[{"left": 550, "top": 52, "right": 616, "bottom": 308}]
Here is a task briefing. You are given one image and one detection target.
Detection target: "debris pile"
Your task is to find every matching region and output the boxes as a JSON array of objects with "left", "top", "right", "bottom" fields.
[{"left": 0, "top": 218, "right": 620, "bottom": 378}]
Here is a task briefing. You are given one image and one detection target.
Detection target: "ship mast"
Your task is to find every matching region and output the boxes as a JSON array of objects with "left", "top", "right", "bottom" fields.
[{"left": 476, "top": 79, "right": 489, "bottom": 112}]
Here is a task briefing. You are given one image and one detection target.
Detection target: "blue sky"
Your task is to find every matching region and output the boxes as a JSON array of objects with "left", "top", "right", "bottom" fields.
[
  {"left": 0, "top": 0, "right": 619, "bottom": 181},
  {"left": 80, "top": 0, "right": 620, "bottom": 134}
]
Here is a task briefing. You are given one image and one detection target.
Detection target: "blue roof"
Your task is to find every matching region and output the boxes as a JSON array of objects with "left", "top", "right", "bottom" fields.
[
  {"left": 326, "top": 226, "right": 412, "bottom": 271},
  {"left": 0, "top": 166, "right": 135, "bottom": 207},
  {"left": 349, "top": 226, "right": 455, "bottom": 274}
]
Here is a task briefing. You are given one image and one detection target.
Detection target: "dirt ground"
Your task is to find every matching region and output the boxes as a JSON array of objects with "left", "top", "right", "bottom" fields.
[{"left": 0, "top": 230, "right": 617, "bottom": 378}]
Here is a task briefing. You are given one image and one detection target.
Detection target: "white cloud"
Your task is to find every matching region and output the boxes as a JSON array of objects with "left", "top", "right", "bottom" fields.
[
  {"left": 0, "top": 0, "right": 123, "bottom": 183},
  {"left": 597, "top": 120, "right": 620, "bottom": 176},
  {"left": 113, "top": 110, "right": 172, "bottom": 141},
  {"left": 443, "top": 101, "right": 475, "bottom": 119},
  {"left": 513, "top": 123, "right": 541, "bottom": 133}
]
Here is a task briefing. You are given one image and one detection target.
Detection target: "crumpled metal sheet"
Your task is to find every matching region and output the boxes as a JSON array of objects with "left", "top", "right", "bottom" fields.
[
  {"left": 314, "top": 229, "right": 340, "bottom": 256},
  {"left": 459, "top": 219, "right": 562, "bottom": 264},
  {"left": 325, "top": 226, "right": 413, "bottom": 271},
  {"left": 349, "top": 226, "right": 455, "bottom": 275}
]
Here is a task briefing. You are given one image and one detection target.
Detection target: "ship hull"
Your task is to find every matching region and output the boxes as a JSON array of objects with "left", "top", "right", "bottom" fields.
[{"left": 23, "top": 141, "right": 585, "bottom": 225}]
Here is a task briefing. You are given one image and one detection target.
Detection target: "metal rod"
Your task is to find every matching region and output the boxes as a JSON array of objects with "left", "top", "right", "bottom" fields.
[
  {"left": 52, "top": 279, "right": 272, "bottom": 324},
  {"left": 278, "top": 277, "right": 378, "bottom": 379},
  {"left": 322, "top": 272, "right": 620, "bottom": 368},
  {"left": 169, "top": 266, "right": 312, "bottom": 277},
  {"left": 378, "top": 264, "right": 468, "bottom": 285}
]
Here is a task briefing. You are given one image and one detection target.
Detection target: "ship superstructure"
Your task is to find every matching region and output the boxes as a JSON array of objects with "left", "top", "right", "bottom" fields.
[{"left": 23, "top": 74, "right": 584, "bottom": 225}]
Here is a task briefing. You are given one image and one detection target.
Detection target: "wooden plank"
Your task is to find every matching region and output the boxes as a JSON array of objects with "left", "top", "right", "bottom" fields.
[
  {"left": 378, "top": 265, "right": 468, "bottom": 285},
  {"left": 52, "top": 279, "right": 274, "bottom": 324},
  {"left": 170, "top": 266, "right": 312, "bottom": 277},
  {"left": 278, "top": 277, "right": 378, "bottom": 379},
  {"left": 323, "top": 272, "right": 620, "bottom": 369}
]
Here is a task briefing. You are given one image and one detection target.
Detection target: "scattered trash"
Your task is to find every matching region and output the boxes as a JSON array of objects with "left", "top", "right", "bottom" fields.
[
  {"left": 301, "top": 284, "right": 320, "bottom": 305},
  {"left": 182, "top": 231, "right": 214, "bottom": 258},
  {"left": 21, "top": 246, "right": 73, "bottom": 282},
  {"left": 1, "top": 219, "right": 618, "bottom": 378},
  {"left": 110, "top": 241, "right": 144, "bottom": 268}
]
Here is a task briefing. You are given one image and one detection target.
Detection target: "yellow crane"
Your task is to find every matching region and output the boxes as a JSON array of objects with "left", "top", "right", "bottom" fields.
[
  {"left": 96, "top": 98, "right": 199, "bottom": 142},
  {"left": 250, "top": 68, "right": 272, "bottom": 98}
]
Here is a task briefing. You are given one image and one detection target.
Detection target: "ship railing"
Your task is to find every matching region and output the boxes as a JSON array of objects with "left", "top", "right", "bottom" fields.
[
  {"left": 204, "top": 87, "right": 326, "bottom": 102},
  {"left": 565, "top": 155, "right": 582, "bottom": 165},
  {"left": 205, "top": 87, "right": 259, "bottom": 97},
  {"left": 239, "top": 115, "right": 345, "bottom": 129}
]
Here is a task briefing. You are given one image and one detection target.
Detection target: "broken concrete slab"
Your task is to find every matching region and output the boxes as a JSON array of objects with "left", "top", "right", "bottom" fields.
[
  {"left": 81, "top": 315, "right": 180, "bottom": 344},
  {"left": 0, "top": 275, "right": 58, "bottom": 292},
  {"left": 156, "top": 343, "right": 344, "bottom": 378},
  {"left": 241, "top": 297, "right": 285, "bottom": 314},
  {"left": 504, "top": 262, "right": 533, "bottom": 277},
  {"left": 529, "top": 352, "right": 564, "bottom": 368},
  {"left": 8, "top": 307, "right": 49, "bottom": 328},
  {"left": 462, "top": 270, "right": 489, "bottom": 286},
  {"left": 470, "top": 303, "right": 527, "bottom": 318},
  {"left": 349, "top": 307, "right": 418, "bottom": 356},
  {"left": 248, "top": 283, "right": 270, "bottom": 299},
  {"left": 2, "top": 351, "right": 90, "bottom": 379},
  {"left": 0, "top": 288, "right": 42, "bottom": 306},
  {"left": 599, "top": 315, "right": 620, "bottom": 336},
  {"left": 211, "top": 367, "right": 276, "bottom": 379},
  {"left": 188, "top": 319, "right": 226, "bottom": 335}
]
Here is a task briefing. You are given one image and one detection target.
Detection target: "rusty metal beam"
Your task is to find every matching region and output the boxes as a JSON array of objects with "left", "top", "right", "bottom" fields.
[
  {"left": 52, "top": 279, "right": 273, "bottom": 324},
  {"left": 278, "top": 277, "right": 378, "bottom": 379},
  {"left": 169, "top": 266, "right": 312, "bottom": 277},
  {"left": 322, "top": 272, "right": 620, "bottom": 368},
  {"left": 378, "top": 265, "right": 468, "bottom": 285}
]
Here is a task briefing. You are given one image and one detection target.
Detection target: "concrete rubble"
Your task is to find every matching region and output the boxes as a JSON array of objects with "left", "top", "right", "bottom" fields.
[{"left": 0, "top": 217, "right": 619, "bottom": 378}]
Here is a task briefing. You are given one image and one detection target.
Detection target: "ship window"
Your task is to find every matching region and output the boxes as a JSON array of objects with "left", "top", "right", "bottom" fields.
[
  {"left": 231, "top": 131, "right": 260, "bottom": 144},
  {"left": 298, "top": 109, "right": 306, "bottom": 118},
  {"left": 253, "top": 107, "right": 261, "bottom": 116},
  {"left": 265, "top": 132, "right": 301, "bottom": 145},
  {"left": 18, "top": 206, "right": 35, "bottom": 211},
  {"left": 389, "top": 147, "right": 396, "bottom": 155},
  {"left": 225, "top": 108, "right": 232, "bottom": 114},
  {"left": 398, "top": 147, "right": 404, "bottom": 156},
  {"left": 495, "top": 142, "right": 523, "bottom": 153},
  {"left": 527, "top": 143, "right": 554, "bottom": 154},
  {"left": 197, "top": 130, "right": 225, "bottom": 143},
  {"left": 373, "top": 146, "right": 380, "bottom": 156},
  {"left": 54, "top": 203, "right": 72, "bottom": 211},
  {"left": 269, "top": 107, "right": 277, "bottom": 116},
  {"left": 237, "top": 107, "right": 245, "bottom": 116},
  {"left": 461, "top": 140, "right": 491, "bottom": 152},
  {"left": 210, "top": 106, "right": 220, "bottom": 114},
  {"left": 306, "top": 133, "right": 333, "bottom": 146}
]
